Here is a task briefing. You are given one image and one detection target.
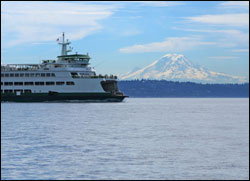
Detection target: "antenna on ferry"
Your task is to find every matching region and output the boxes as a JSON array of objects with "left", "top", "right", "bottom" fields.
[{"left": 58, "top": 32, "right": 71, "bottom": 56}]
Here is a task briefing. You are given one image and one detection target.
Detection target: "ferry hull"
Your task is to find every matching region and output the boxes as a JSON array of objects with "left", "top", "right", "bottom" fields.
[{"left": 1, "top": 93, "right": 127, "bottom": 103}]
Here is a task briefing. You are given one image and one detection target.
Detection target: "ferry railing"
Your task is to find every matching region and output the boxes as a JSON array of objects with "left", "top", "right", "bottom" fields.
[
  {"left": 1, "top": 67, "right": 40, "bottom": 71},
  {"left": 72, "top": 74, "right": 118, "bottom": 79},
  {"left": 1, "top": 65, "right": 40, "bottom": 71}
]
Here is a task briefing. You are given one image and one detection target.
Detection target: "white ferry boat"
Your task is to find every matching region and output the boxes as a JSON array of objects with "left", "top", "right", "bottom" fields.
[{"left": 1, "top": 33, "right": 128, "bottom": 102}]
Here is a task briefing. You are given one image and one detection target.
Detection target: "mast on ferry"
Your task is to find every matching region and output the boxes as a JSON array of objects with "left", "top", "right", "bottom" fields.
[{"left": 57, "top": 33, "right": 72, "bottom": 60}]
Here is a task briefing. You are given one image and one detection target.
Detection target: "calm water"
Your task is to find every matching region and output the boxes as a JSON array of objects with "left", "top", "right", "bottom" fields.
[{"left": 1, "top": 98, "right": 249, "bottom": 180}]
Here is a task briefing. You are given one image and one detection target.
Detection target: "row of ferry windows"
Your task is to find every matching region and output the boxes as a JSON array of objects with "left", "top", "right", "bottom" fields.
[
  {"left": 1, "top": 90, "right": 32, "bottom": 93},
  {"left": 1, "top": 81, "right": 75, "bottom": 86},
  {"left": 1, "top": 73, "right": 56, "bottom": 77}
]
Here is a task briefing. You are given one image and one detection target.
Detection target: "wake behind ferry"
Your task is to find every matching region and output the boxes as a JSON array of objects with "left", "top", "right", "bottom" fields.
[{"left": 1, "top": 33, "right": 127, "bottom": 102}]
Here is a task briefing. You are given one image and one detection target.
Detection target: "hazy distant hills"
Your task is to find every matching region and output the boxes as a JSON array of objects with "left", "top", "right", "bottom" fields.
[{"left": 121, "top": 54, "right": 247, "bottom": 84}]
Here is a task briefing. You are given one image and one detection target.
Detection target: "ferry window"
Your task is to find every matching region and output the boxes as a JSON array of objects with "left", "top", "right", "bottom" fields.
[
  {"left": 24, "top": 90, "right": 32, "bottom": 93},
  {"left": 41, "top": 73, "right": 45, "bottom": 77},
  {"left": 71, "top": 72, "right": 78, "bottom": 78},
  {"left": 56, "top": 82, "right": 64, "bottom": 85},
  {"left": 35, "top": 82, "right": 44, "bottom": 86},
  {"left": 14, "top": 90, "right": 23, "bottom": 93},
  {"left": 30, "top": 73, "right": 35, "bottom": 77},
  {"left": 14, "top": 82, "right": 23, "bottom": 86},
  {"left": 24, "top": 82, "right": 34, "bottom": 86},
  {"left": 20, "top": 73, "right": 24, "bottom": 77},
  {"left": 15, "top": 74, "right": 19, "bottom": 77},
  {"left": 1, "top": 74, "right": 4, "bottom": 77},
  {"left": 66, "top": 82, "right": 75, "bottom": 85},
  {"left": 4, "top": 90, "right": 13, "bottom": 93},
  {"left": 46, "top": 82, "right": 55, "bottom": 85},
  {"left": 35, "top": 73, "right": 40, "bottom": 77},
  {"left": 10, "top": 74, "right": 14, "bottom": 77},
  {"left": 51, "top": 73, "right": 56, "bottom": 77},
  {"left": 4, "top": 82, "right": 13, "bottom": 86},
  {"left": 25, "top": 73, "right": 30, "bottom": 77},
  {"left": 46, "top": 73, "right": 51, "bottom": 77},
  {"left": 5, "top": 74, "right": 9, "bottom": 77},
  {"left": 1, "top": 82, "right": 3, "bottom": 86}
]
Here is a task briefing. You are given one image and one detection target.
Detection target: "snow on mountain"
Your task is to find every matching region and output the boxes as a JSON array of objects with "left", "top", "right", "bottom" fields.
[
  {"left": 120, "top": 66, "right": 141, "bottom": 78},
  {"left": 120, "top": 54, "right": 247, "bottom": 83}
]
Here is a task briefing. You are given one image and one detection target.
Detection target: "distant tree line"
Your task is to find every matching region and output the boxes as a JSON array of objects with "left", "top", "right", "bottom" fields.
[{"left": 118, "top": 80, "right": 249, "bottom": 97}]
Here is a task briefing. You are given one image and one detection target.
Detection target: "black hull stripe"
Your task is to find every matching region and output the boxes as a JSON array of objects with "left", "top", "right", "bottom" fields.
[{"left": 1, "top": 93, "right": 128, "bottom": 102}]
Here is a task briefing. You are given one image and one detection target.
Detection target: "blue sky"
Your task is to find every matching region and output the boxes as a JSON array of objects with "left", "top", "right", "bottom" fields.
[{"left": 1, "top": 1, "right": 249, "bottom": 80}]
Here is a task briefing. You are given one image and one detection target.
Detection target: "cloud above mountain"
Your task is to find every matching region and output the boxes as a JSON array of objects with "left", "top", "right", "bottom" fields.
[
  {"left": 185, "top": 13, "right": 249, "bottom": 27},
  {"left": 219, "top": 1, "right": 249, "bottom": 9},
  {"left": 119, "top": 36, "right": 215, "bottom": 53}
]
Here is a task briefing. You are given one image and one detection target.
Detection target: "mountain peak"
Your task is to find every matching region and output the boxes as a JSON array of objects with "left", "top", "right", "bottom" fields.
[
  {"left": 162, "top": 53, "right": 184, "bottom": 58},
  {"left": 159, "top": 54, "right": 187, "bottom": 64},
  {"left": 121, "top": 54, "right": 247, "bottom": 83}
]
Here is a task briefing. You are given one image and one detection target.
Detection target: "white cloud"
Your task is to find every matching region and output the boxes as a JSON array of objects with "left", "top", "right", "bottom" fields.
[
  {"left": 179, "top": 28, "right": 249, "bottom": 47},
  {"left": 233, "top": 49, "right": 249, "bottom": 53},
  {"left": 119, "top": 36, "right": 215, "bottom": 53},
  {"left": 208, "top": 56, "right": 239, "bottom": 60},
  {"left": 219, "top": 1, "right": 249, "bottom": 8},
  {"left": 1, "top": 1, "right": 118, "bottom": 47},
  {"left": 185, "top": 13, "right": 249, "bottom": 26},
  {"left": 137, "top": 1, "right": 184, "bottom": 7}
]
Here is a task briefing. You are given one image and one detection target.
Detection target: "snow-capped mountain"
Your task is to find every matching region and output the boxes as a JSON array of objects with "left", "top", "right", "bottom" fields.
[{"left": 120, "top": 54, "right": 247, "bottom": 83}]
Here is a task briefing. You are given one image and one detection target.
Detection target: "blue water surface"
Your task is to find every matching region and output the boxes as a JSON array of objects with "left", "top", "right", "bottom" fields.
[{"left": 1, "top": 98, "right": 249, "bottom": 180}]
